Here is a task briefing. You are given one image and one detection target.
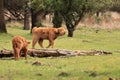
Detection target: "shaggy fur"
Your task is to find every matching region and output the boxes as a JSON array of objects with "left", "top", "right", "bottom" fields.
[
  {"left": 32, "top": 27, "right": 66, "bottom": 48},
  {"left": 12, "top": 36, "right": 30, "bottom": 60}
]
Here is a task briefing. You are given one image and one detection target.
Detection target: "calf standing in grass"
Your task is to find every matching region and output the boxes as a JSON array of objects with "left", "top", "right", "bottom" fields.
[
  {"left": 12, "top": 36, "right": 30, "bottom": 60},
  {"left": 32, "top": 27, "right": 66, "bottom": 48}
]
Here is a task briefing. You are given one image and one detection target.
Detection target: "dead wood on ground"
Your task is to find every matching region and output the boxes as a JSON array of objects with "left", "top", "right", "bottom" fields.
[{"left": 0, "top": 49, "right": 112, "bottom": 58}]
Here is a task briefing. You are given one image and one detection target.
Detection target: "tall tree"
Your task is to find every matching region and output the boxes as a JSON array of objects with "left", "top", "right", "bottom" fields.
[
  {"left": 52, "top": 0, "right": 62, "bottom": 28},
  {"left": 60, "top": 0, "right": 87, "bottom": 37},
  {"left": 30, "top": 0, "right": 52, "bottom": 33},
  {"left": 24, "top": 0, "right": 31, "bottom": 30},
  {"left": 31, "top": 0, "right": 44, "bottom": 33},
  {"left": 0, "top": 0, "right": 7, "bottom": 33},
  {"left": 52, "top": 11, "right": 62, "bottom": 28}
]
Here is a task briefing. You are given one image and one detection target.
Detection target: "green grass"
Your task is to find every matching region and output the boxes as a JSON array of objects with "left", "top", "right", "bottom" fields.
[{"left": 0, "top": 26, "right": 120, "bottom": 80}]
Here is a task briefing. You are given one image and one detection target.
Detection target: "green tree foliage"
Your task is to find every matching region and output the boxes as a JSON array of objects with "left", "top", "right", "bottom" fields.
[
  {"left": 110, "top": 0, "right": 120, "bottom": 12},
  {"left": 87, "top": 0, "right": 114, "bottom": 16}
]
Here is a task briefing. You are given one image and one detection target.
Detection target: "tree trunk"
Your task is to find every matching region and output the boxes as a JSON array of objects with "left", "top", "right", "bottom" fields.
[
  {"left": 96, "top": 11, "right": 99, "bottom": 17},
  {"left": 31, "top": 9, "right": 44, "bottom": 33},
  {"left": 24, "top": 0, "right": 31, "bottom": 30},
  {"left": 52, "top": 11, "right": 62, "bottom": 28},
  {"left": 65, "top": 20, "right": 74, "bottom": 37},
  {"left": 67, "top": 27, "right": 74, "bottom": 37},
  {"left": 30, "top": 9, "right": 38, "bottom": 33},
  {"left": 0, "top": 0, "right": 7, "bottom": 33}
]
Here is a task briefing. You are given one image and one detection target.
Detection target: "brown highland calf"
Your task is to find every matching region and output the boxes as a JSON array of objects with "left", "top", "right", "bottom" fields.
[
  {"left": 12, "top": 36, "right": 30, "bottom": 60},
  {"left": 32, "top": 27, "right": 66, "bottom": 48}
]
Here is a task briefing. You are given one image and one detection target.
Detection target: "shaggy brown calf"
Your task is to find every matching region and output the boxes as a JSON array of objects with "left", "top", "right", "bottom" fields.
[
  {"left": 12, "top": 36, "right": 30, "bottom": 60},
  {"left": 32, "top": 27, "right": 66, "bottom": 48}
]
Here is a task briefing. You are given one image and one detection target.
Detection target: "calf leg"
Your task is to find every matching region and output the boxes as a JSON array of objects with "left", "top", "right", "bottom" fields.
[
  {"left": 15, "top": 48, "right": 20, "bottom": 60},
  {"left": 38, "top": 39, "right": 44, "bottom": 48},
  {"left": 51, "top": 41, "right": 54, "bottom": 48},
  {"left": 14, "top": 49, "right": 17, "bottom": 60},
  {"left": 23, "top": 49, "right": 28, "bottom": 60},
  {"left": 32, "top": 37, "right": 39, "bottom": 49},
  {"left": 46, "top": 39, "right": 54, "bottom": 48}
]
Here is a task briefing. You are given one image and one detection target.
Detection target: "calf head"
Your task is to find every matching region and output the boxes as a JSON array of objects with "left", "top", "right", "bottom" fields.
[{"left": 56, "top": 27, "right": 66, "bottom": 36}]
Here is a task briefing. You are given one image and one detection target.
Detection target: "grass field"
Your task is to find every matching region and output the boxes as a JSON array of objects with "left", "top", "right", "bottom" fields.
[{"left": 0, "top": 26, "right": 120, "bottom": 80}]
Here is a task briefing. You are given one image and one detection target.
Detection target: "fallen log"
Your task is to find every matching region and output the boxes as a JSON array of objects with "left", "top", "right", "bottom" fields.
[
  {"left": 0, "top": 49, "right": 112, "bottom": 58},
  {"left": 0, "top": 49, "right": 13, "bottom": 57}
]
